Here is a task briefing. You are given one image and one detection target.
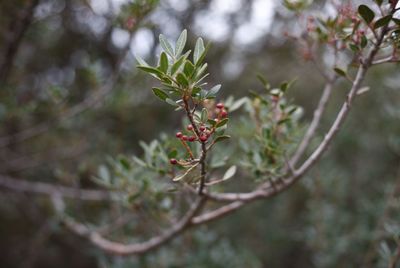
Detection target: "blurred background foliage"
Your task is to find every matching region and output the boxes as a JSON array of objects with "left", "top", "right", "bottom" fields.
[{"left": 0, "top": 0, "right": 399, "bottom": 267}]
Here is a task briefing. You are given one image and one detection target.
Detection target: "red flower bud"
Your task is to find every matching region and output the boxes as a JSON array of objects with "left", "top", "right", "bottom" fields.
[
  {"left": 216, "top": 103, "right": 224, "bottom": 109},
  {"left": 200, "top": 135, "right": 208, "bottom": 142},
  {"left": 176, "top": 132, "right": 183, "bottom": 138}
]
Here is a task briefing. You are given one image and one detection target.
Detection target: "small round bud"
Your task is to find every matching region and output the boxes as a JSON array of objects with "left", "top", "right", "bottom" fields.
[
  {"left": 199, "top": 125, "right": 206, "bottom": 132},
  {"left": 176, "top": 132, "right": 183, "bottom": 138},
  {"left": 170, "top": 158, "right": 177, "bottom": 165},
  {"left": 182, "top": 135, "right": 188, "bottom": 141},
  {"left": 187, "top": 124, "right": 194, "bottom": 131},
  {"left": 200, "top": 135, "right": 208, "bottom": 142},
  {"left": 220, "top": 109, "right": 228, "bottom": 118},
  {"left": 216, "top": 103, "right": 224, "bottom": 109},
  {"left": 188, "top": 136, "right": 196, "bottom": 142}
]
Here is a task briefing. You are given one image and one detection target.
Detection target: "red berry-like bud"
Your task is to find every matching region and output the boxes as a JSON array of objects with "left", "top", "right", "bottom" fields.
[
  {"left": 221, "top": 110, "right": 228, "bottom": 118},
  {"left": 199, "top": 125, "right": 206, "bottom": 132},
  {"left": 182, "top": 135, "right": 188, "bottom": 141},
  {"left": 170, "top": 158, "right": 177, "bottom": 165},
  {"left": 176, "top": 132, "right": 183, "bottom": 138},
  {"left": 200, "top": 135, "right": 208, "bottom": 142},
  {"left": 188, "top": 136, "right": 196, "bottom": 142},
  {"left": 216, "top": 103, "right": 224, "bottom": 109},
  {"left": 187, "top": 124, "right": 193, "bottom": 131}
]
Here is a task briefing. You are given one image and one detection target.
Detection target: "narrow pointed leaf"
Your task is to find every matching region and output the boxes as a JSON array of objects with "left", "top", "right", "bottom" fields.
[
  {"left": 374, "top": 15, "right": 392, "bottom": 29},
  {"left": 193, "top": 37, "right": 205, "bottom": 64},
  {"left": 158, "top": 52, "right": 169, "bottom": 73},
  {"left": 152, "top": 87, "right": 169, "bottom": 101},
  {"left": 175, "top": 29, "right": 187, "bottom": 57},
  {"left": 176, "top": 73, "right": 189, "bottom": 87},
  {"left": 333, "top": 67, "right": 347, "bottom": 77},
  {"left": 173, "top": 164, "right": 198, "bottom": 182},
  {"left": 216, "top": 118, "right": 228, "bottom": 128},
  {"left": 214, "top": 135, "right": 231, "bottom": 143},
  {"left": 137, "top": 65, "right": 164, "bottom": 78},
  {"left": 205, "top": 84, "right": 221, "bottom": 99},
  {"left": 222, "top": 165, "right": 237, "bottom": 181},
  {"left": 135, "top": 55, "right": 149, "bottom": 66},
  {"left": 159, "top": 34, "right": 174, "bottom": 57},
  {"left": 201, "top": 108, "right": 208, "bottom": 122},
  {"left": 195, "top": 43, "right": 210, "bottom": 66}
]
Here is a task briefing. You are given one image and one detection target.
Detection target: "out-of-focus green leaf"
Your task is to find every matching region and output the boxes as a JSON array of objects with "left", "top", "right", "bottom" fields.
[{"left": 358, "top": 5, "right": 375, "bottom": 24}]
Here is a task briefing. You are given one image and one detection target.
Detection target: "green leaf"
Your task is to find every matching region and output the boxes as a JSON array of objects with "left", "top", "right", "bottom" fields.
[
  {"left": 333, "top": 67, "right": 347, "bottom": 77},
  {"left": 393, "top": 18, "right": 400, "bottom": 25},
  {"left": 277, "top": 117, "right": 291, "bottom": 125},
  {"left": 374, "top": 0, "right": 383, "bottom": 6},
  {"left": 229, "top": 97, "right": 247, "bottom": 112},
  {"left": 222, "top": 165, "right": 237, "bottom": 181},
  {"left": 171, "top": 54, "right": 187, "bottom": 75},
  {"left": 201, "top": 108, "right": 208, "bottom": 122},
  {"left": 152, "top": 87, "right": 169, "bottom": 101},
  {"left": 191, "top": 87, "right": 201, "bottom": 96},
  {"left": 193, "top": 37, "right": 205, "bottom": 64},
  {"left": 214, "top": 135, "right": 231, "bottom": 143},
  {"left": 158, "top": 52, "right": 169, "bottom": 73},
  {"left": 119, "top": 157, "right": 131, "bottom": 170},
  {"left": 183, "top": 60, "right": 195, "bottom": 77},
  {"left": 166, "top": 98, "right": 179, "bottom": 107},
  {"left": 132, "top": 156, "right": 147, "bottom": 167},
  {"left": 256, "top": 73, "right": 269, "bottom": 87},
  {"left": 207, "top": 118, "right": 216, "bottom": 127},
  {"left": 159, "top": 34, "right": 174, "bottom": 58},
  {"left": 194, "top": 43, "right": 210, "bottom": 66},
  {"left": 358, "top": 5, "right": 375, "bottom": 24},
  {"left": 137, "top": 65, "right": 164, "bottom": 78},
  {"left": 135, "top": 55, "right": 149, "bottom": 66},
  {"left": 194, "top": 63, "right": 208, "bottom": 81},
  {"left": 176, "top": 73, "right": 189, "bottom": 87},
  {"left": 175, "top": 29, "right": 187, "bottom": 57},
  {"left": 206, "top": 84, "right": 221, "bottom": 99},
  {"left": 349, "top": 43, "right": 360, "bottom": 52},
  {"left": 374, "top": 15, "right": 392, "bottom": 29},
  {"left": 216, "top": 118, "right": 228, "bottom": 128},
  {"left": 173, "top": 164, "right": 198, "bottom": 182},
  {"left": 168, "top": 149, "right": 178, "bottom": 159},
  {"left": 360, "top": 35, "right": 368, "bottom": 48}
]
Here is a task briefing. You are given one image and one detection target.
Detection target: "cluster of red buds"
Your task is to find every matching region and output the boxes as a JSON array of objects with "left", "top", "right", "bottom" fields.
[{"left": 169, "top": 102, "right": 228, "bottom": 165}]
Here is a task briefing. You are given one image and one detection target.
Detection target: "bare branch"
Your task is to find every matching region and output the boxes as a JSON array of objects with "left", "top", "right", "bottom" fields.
[
  {"left": 62, "top": 197, "right": 206, "bottom": 256},
  {"left": 289, "top": 81, "right": 335, "bottom": 168}
]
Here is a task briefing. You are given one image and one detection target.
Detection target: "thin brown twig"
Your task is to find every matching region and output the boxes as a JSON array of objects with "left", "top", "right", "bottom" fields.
[{"left": 289, "top": 80, "right": 335, "bottom": 168}]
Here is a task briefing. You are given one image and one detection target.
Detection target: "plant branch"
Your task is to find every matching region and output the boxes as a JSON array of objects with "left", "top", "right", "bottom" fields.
[
  {"left": 289, "top": 80, "right": 335, "bottom": 168},
  {"left": 183, "top": 97, "right": 208, "bottom": 195},
  {"left": 61, "top": 196, "right": 206, "bottom": 256}
]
